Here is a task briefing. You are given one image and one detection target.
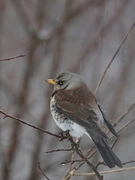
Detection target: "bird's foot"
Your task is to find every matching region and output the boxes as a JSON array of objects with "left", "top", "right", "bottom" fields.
[{"left": 58, "top": 130, "right": 70, "bottom": 141}]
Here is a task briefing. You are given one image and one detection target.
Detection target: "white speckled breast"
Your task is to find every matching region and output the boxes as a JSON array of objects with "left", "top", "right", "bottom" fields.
[{"left": 50, "top": 96, "right": 88, "bottom": 138}]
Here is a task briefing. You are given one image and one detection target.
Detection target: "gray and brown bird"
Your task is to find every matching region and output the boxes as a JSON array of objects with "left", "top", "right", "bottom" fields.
[{"left": 46, "top": 71, "right": 122, "bottom": 168}]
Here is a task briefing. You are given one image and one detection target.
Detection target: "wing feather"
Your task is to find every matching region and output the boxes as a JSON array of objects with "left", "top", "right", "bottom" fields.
[{"left": 56, "top": 101, "right": 108, "bottom": 139}]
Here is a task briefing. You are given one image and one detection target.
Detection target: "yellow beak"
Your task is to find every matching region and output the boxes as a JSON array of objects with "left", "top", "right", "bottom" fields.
[{"left": 46, "top": 79, "right": 57, "bottom": 85}]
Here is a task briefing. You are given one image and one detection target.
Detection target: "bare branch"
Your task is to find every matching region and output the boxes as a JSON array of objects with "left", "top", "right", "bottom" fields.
[
  {"left": 73, "top": 166, "right": 135, "bottom": 177},
  {"left": 37, "top": 162, "right": 50, "bottom": 180},
  {"left": 61, "top": 159, "right": 80, "bottom": 166},
  {"left": 0, "top": 109, "right": 61, "bottom": 138},
  {"left": 116, "top": 117, "right": 135, "bottom": 136},
  {"left": 94, "top": 21, "right": 135, "bottom": 94},
  {"left": 45, "top": 148, "right": 72, "bottom": 154},
  {"left": 113, "top": 102, "right": 135, "bottom": 127},
  {"left": 123, "top": 160, "right": 135, "bottom": 166},
  {"left": 64, "top": 133, "right": 103, "bottom": 180},
  {"left": 0, "top": 54, "right": 26, "bottom": 61}
]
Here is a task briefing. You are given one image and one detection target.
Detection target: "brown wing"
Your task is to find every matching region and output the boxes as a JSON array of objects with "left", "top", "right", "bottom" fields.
[{"left": 55, "top": 88, "right": 108, "bottom": 139}]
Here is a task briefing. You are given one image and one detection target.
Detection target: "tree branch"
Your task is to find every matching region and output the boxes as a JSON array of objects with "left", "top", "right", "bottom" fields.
[
  {"left": 0, "top": 54, "right": 26, "bottom": 61},
  {"left": 0, "top": 109, "right": 61, "bottom": 138},
  {"left": 94, "top": 21, "right": 135, "bottom": 94},
  {"left": 73, "top": 166, "right": 135, "bottom": 177}
]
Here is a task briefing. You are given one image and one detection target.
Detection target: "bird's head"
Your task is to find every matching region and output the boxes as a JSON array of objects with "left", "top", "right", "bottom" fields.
[{"left": 46, "top": 71, "right": 86, "bottom": 91}]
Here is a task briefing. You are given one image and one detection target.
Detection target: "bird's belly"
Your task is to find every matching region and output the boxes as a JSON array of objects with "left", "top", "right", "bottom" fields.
[{"left": 50, "top": 100, "right": 88, "bottom": 138}]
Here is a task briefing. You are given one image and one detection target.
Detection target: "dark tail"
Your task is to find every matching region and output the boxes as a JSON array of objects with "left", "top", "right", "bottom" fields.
[{"left": 93, "top": 137, "right": 122, "bottom": 168}]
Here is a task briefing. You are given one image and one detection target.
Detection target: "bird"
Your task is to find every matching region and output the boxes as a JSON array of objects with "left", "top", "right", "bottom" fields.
[{"left": 46, "top": 71, "right": 122, "bottom": 168}]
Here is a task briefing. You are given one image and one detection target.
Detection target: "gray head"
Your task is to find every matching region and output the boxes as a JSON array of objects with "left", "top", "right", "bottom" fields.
[{"left": 47, "top": 71, "right": 86, "bottom": 90}]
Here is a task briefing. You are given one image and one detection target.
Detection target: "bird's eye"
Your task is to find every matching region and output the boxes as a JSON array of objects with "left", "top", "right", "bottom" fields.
[{"left": 58, "top": 81, "right": 64, "bottom": 85}]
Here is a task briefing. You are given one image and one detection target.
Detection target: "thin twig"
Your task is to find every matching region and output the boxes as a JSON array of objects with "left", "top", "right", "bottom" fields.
[
  {"left": 73, "top": 166, "right": 135, "bottom": 177},
  {"left": 66, "top": 134, "right": 103, "bottom": 180},
  {"left": 111, "top": 137, "right": 119, "bottom": 149},
  {"left": 113, "top": 102, "right": 135, "bottom": 127},
  {"left": 70, "top": 137, "right": 80, "bottom": 171},
  {"left": 37, "top": 162, "right": 50, "bottom": 180},
  {"left": 116, "top": 117, "right": 135, "bottom": 137},
  {"left": 94, "top": 21, "right": 135, "bottom": 94},
  {"left": 0, "top": 109, "right": 61, "bottom": 138},
  {"left": 61, "top": 159, "right": 81, "bottom": 165},
  {"left": 45, "top": 148, "right": 72, "bottom": 154},
  {"left": 123, "top": 160, "right": 135, "bottom": 166},
  {"left": 0, "top": 54, "right": 26, "bottom": 61}
]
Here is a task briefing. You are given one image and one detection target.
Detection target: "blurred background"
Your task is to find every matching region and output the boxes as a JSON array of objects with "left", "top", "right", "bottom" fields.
[{"left": 0, "top": 0, "right": 135, "bottom": 180}]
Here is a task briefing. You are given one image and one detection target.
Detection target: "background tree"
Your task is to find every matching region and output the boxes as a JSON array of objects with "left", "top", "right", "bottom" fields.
[{"left": 0, "top": 0, "right": 135, "bottom": 179}]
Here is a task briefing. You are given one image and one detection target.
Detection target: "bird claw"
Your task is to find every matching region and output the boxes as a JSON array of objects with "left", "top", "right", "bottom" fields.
[{"left": 58, "top": 130, "right": 70, "bottom": 141}]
